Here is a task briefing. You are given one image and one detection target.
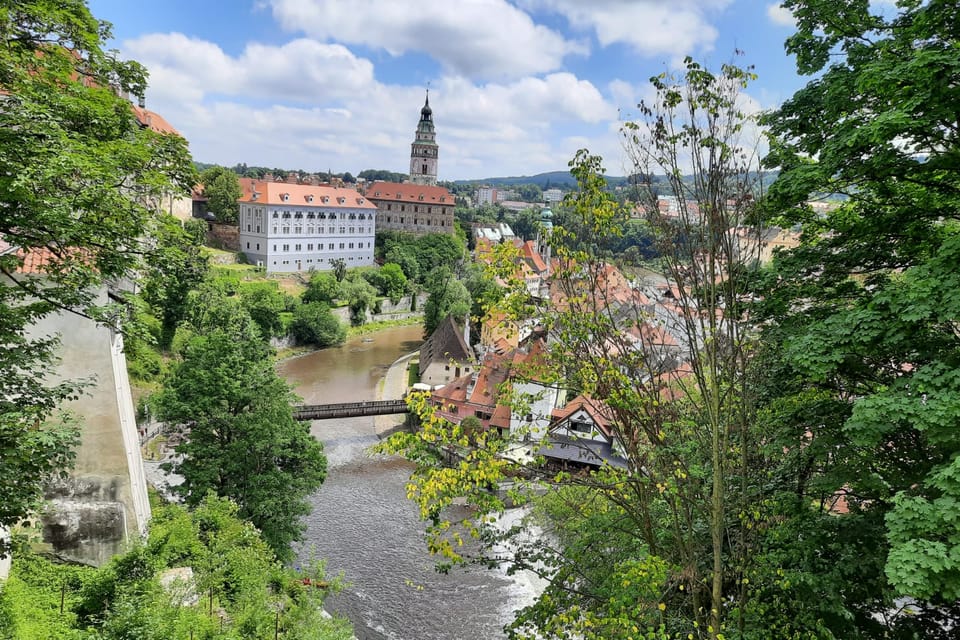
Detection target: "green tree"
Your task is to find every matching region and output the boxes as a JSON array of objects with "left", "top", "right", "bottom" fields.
[
  {"left": 200, "top": 166, "right": 241, "bottom": 224},
  {"left": 0, "top": 0, "right": 194, "bottom": 550},
  {"left": 154, "top": 316, "right": 327, "bottom": 560},
  {"left": 414, "top": 233, "right": 464, "bottom": 276},
  {"left": 237, "top": 281, "right": 287, "bottom": 338},
  {"left": 290, "top": 302, "right": 346, "bottom": 348},
  {"left": 364, "top": 263, "right": 407, "bottom": 303},
  {"left": 422, "top": 266, "right": 471, "bottom": 337},
  {"left": 340, "top": 273, "right": 377, "bottom": 326},
  {"left": 0, "top": 496, "right": 353, "bottom": 639},
  {"left": 302, "top": 270, "right": 341, "bottom": 305},
  {"left": 330, "top": 257, "right": 347, "bottom": 283},
  {"left": 509, "top": 208, "right": 541, "bottom": 242},
  {"left": 384, "top": 244, "right": 420, "bottom": 282},
  {"left": 140, "top": 215, "right": 209, "bottom": 349},
  {"left": 754, "top": 0, "right": 960, "bottom": 624},
  {"left": 382, "top": 59, "right": 768, "bottom": 640}
]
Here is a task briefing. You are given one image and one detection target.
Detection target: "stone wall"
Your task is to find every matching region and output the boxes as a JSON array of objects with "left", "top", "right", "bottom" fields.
[
  {"left": 21, "top": 284, "right": 150, "bottom": 566},
  {"left": 207, "top": 222, "right": 240, "bottom": 251}
]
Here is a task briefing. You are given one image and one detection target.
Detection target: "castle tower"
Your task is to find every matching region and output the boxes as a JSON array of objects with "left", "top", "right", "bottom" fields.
[
  {"left": 537, "top": 206, "right": 554, "bottom": 275},
  {"left": 409, "top": 91, "right": 438, "bottom": 186}
]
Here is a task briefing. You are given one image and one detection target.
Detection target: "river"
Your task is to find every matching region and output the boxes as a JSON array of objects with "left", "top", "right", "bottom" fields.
[{"left": 278, "top": 325, "right": 541, "bottom": 640}]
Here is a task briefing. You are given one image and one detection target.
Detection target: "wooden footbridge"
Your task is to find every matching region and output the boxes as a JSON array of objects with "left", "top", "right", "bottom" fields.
[{"left": 293, "top": 398, "right": 409, "bottom": 421}]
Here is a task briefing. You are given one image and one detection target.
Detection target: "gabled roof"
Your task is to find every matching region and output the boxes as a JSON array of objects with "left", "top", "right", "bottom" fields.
[
  {"left": 131, "top": 104, "right": 181, "bottom": 135},
  {"left": 238, "top": 178, "right": 377, "bottom": 209},
  {"left": 365, "top": 181, "right": 453, "bottom": 205},
  {"left": 520, "top": 240, "right": 548, "bottom": 274},
  {"left": 0, "top": 239, "right": 80, "bottom": 275},
  {"left": 551, "top": 395, "right": 614, "bottom": 438},
  {"left": 420, "top": 315, "right": 474, "bottom": 371}
]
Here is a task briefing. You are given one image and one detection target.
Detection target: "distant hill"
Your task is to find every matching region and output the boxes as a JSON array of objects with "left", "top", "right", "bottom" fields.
[
  {"left": 455, "top": 170, "right": 779, "bottom": 192},
  {"left": 453, "top": 171, "right": 611, "bottom": 188}
]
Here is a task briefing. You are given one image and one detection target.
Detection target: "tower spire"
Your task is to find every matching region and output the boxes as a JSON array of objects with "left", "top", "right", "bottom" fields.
[{"left": 410, "top": 89, "right": 438, "bottom": 185}]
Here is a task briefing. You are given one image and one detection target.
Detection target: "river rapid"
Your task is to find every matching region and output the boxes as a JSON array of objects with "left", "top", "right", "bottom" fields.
[{"left": 278, "top": 325, "right": 541, "bottom": 640}]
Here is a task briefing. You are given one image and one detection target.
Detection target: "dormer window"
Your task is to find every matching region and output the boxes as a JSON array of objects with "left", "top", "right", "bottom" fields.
[
  {"left": 374, "top": 191, "right": 381, "bottom": 197},
  {"left": 357, "top": 197, "right": 364, "bottom": 204},
  {"left": 322, "top": 196, "right": 330, "bottom": 203},
  {"left": 337, "top": 197, "right": 346, "bottom": 204},
  {"left": 252, "top": 191, "right": 260, "bottom": 201},
  {"left": 440, "top": 196, "right": 446, "bottom": 202},
  {"left": 418, "top": 194, "right": 424, "bottom": 201},
  {"left": 306, "top": 195, "right": 314, "bottom": 203},
  {"left": 281, "top": 193, "right": 290, "bottom": 202}
]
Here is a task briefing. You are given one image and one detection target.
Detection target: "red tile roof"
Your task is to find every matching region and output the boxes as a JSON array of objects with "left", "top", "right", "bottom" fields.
[
  {"left": 131, "top": 104, "right": 181, "bottom": 136},
  {"left": 365, "top": 181, "right": 453, "bottom": 205},
  {"left": 520, "top": 240, "right": 548, "bottom": 273},
  {"left": 238, "top": 178, "right": 377, "bottom": 210},
  {"left": 551, "top": 394, "right": 614, "bottom": 437}
]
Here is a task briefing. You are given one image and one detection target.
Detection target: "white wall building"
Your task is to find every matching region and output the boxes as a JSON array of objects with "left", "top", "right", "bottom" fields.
[{"left": 237, "top": 179, "right": 378, "bottom": 273}]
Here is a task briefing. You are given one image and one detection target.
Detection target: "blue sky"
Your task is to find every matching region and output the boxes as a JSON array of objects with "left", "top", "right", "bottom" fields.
[{"left": 87, "top": 0, "right": 807, "bottom": 180}]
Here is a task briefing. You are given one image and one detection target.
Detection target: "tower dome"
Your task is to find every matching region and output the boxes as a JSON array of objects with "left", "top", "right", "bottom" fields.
[
  {"left": 540, "top": 206, "right": 554, "bottom": 230},
  {"left": 409, "top": 90, "right": 438, "bottom": 186}
]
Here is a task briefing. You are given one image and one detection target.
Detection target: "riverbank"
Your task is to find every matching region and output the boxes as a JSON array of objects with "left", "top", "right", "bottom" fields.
[{"left": 374, "top": 350, "right": 419, "bottom": 438}]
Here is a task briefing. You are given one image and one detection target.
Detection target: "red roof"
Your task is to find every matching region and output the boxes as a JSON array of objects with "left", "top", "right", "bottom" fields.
[
  {"left": 238, "top": 178, "right": 376, "bottom": 210},
  {"left": 131, "top": 104, "right": 181, "bottom": 135},
  {"left": 365, "top": 181, "right": 453, "bottom": 205},
  {"left": 520, "top": 240, "right": 548, "bottom": 273},
  {"left": 551, "top": 394, "right": 614, "bottom": 437}
]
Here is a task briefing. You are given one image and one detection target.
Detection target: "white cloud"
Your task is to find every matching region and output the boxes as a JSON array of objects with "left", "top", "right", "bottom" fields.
[
  {"left": 265, "top": 0, "right": 587, "bottom": 80},
  {"left": 125, "top": 34, "right": 375, "bottom": 103},
  {"left": 522, "top": 0, "right": 731, "bottom": 58},
  {"left": 121, "top": 32, "right": 619, "bottom": 179},
  {"left": 766, "top": 3, "right": 796, "bottom": 27}
]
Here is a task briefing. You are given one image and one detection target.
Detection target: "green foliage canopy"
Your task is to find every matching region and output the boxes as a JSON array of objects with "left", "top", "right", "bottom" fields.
[
  {"left": 759, "top": 0, "right": 960, "bottom": 609},
  {"left": 200, "top": 166, "right": 241, "bottom": 224},
  {"left": 154, "top": 318, "right": 327, "bottom": 560},
  {"left": 0, "top": 0, "right": 195, "bottom": 548}
]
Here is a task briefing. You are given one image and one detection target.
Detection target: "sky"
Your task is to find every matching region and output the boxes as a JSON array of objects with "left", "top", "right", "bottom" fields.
[{"left": 87, "top": 0, "right": 808, "bottom": 181}]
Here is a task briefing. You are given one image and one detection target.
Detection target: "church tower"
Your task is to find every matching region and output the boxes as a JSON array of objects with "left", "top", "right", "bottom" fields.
[{"left": 409, "top": 91, "right": 438, "bottom": 186}]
